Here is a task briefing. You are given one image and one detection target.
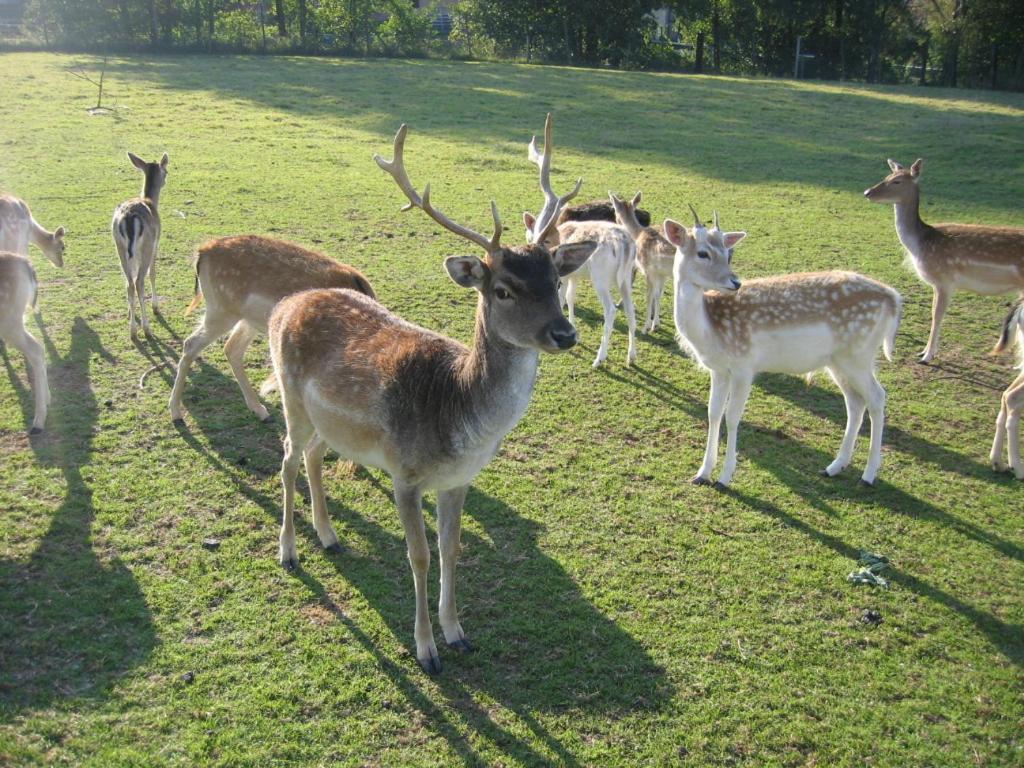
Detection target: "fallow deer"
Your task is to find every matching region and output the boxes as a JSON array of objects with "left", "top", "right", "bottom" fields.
[
  {"left": 0, "top": 253, "right": 49, "bottom": 433},
  {"left": 168, "top": 236, "right": 376, "bottom": 424},
  {"left": 0, "top": 194, "right": 66, "bottom": 268},
  {"left": 610, "top": 191, "right": 675, "bottom": 333},
  {"left": 268, "top": 116, "right": 595, "bottom": 673},
  {"left": 668, "top": 207, "right": 901, "bottom": 487},
  {"left": 990, "top": 299, "right": 1024, "bottom": 479},
  {"left": 523, "top": 139, "right": 637, "bottom": 367},
  {"left": 112, "top": 152, "right": 168, "bottom": 340},
  {"left": 557, "top": 198, "right": 652, "bottom": 228},
  {"left": 865, "top": 158, "right": 1024, "bottom": 363}
]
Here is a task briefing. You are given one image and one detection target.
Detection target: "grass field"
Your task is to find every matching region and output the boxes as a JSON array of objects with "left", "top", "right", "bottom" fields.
[{"left": 0, "top": 52, "right": 1022, "bottom": 766}]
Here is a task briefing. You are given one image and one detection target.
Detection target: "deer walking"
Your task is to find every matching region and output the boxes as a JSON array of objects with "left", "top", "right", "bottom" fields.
[
  {"left": 865, "top": 158, "right": 1024, "bottom": 363},
  {"left": 991, "top": 300, "right": 1024, "bottom": 479},
  {"left": 0, "top": 253, "right": 49, "bottom": 433},
  {"left": 168, "top": 236, "right": 376, "bottom": 424},
  {"left": 668, "top": 207, "right": 901, "bottom": 488},
  {"left": 112, "top": 152, "right": 168, "bottom": 340},
  {"left": 0, "top": 194, "right": 66, "bottom": 268},
  {"left": 268, "top": 117, "right": 594, "bottom": 673}
]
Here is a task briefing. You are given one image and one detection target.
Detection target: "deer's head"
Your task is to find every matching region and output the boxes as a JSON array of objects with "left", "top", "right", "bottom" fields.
[
  {"left": 864, "top": 158, "right": 922, "bottom": 205},
  {"left": 665, "top": 205, "right": 745, "bottom": 293}
]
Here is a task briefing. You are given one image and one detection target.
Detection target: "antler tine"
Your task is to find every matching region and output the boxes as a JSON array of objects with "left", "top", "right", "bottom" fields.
[
  {"left": 712, "top": 210, "right": 721, "bottom": 230},
  {"left": 688, "top": 203, "right": 704, "bottom": 229},
  {"left": 526, "top": 113, "right": 583, "bottom": 244},
  {"left": 375, "top": 123, "right": 501, "bottom": 254}
]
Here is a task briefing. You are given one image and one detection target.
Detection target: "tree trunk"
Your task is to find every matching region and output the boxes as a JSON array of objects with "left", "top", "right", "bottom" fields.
[
  {"left": 712, "top": 3, "right": 721, "bottom": 72},
  {"left": 206, "top": 0, "right": 215, "bottom": 39},
  {"left": 275, "top": 0, "right": 286, "bottom": 36},
  {"left": 298, "top": 0, "right": 307, "bottom": 45},
  {"left": 919, "top": 37, "right": 928, "bottom": 85},
  {"left": 148, "top": 0, "right": 158, "bottom": 47},
  {"left": 991, "top": 43, "right": 998, "bottom": 89},
  {"left": 695, "top": 30, "right": 705, "bottom": 73}
]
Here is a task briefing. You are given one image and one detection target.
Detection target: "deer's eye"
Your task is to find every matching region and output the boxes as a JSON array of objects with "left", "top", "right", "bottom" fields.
[
  {"left": 697, "top": 250, "right": 711, "bottom": 260},
  {"left": 494, "top": 286, "right": 512, "bottom": 301}
]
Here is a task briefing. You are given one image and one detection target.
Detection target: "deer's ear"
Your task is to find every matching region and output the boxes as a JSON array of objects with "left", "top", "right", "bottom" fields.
[
  {"left": 444, "top": 255, "right": 489, "bottom": 289},
  {"left": 128, "top": 152, "right": 147, "bottom": 171},
  {"left": 552, "top": 240, "right": 596, "bottom": 277},
  {"left": 663, "top": 218, "right": 688, "bottom": 248},
  {"left": 522, "top": 212, "right": 536, "bottom": 231},
  {"left": 886, "top": 158, "right": 903, "bottom": 172},
  {"left": 722, "top": 231, "right": 746, "bottom": 249},
  {"left": 160, "top": 152, "right": 169, "bottom": 168},
  {"left": 909, "top": 158, "right": 923, "bottom": 178},
  {"left": 54, "top": 226, "right": 66, "bottom": 238},
  {"left": 631, "top": 190, "right": 642, "bottom": 207}
]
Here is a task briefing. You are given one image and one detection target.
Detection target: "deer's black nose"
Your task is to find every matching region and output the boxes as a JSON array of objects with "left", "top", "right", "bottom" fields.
[{"left": 548, "top": 323, "right": 577, "bottom": 350}]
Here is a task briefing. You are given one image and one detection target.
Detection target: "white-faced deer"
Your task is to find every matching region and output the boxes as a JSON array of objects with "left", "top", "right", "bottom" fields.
[
  {"left": 610, "top": 191, "right": 674, "bottom": 333},
  {"left": 168, "top": 236, "right": 376, "bottom": 424},
  {"left": 865, "top": 158, "right": 1024, "bottom": 363},
  {"left": 112, "top": 152, "right": 168, "bottom": 340},
  {"left": 0, "top": 194, "right": 66, "bottom": 268},
  {"left": 668, "top": 207, "right": 901, "bottom": 488},
  {"left": 0, "top": 253, "right": 49, "bottom": 433},
  {"left": 268, "top": 116, "right": 594, "bottom": 674},
  {"left": 523, "top": 140, "right": 637, "bottom": 367},
  {"left": 990, "top": 299, "right": 1024, "bottom": 479}
]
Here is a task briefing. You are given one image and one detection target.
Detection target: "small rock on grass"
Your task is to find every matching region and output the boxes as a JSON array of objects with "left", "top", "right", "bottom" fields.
[{"left": 202, "top": 538, "right": 221, "bottom": 551}]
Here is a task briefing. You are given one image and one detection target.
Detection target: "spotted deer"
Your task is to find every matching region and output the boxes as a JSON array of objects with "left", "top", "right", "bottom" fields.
[
  {"left": 990, "top": 299, "right": 1024, "bottom": 479},
  {"left": 268, "top": 116, "right": 595, "bottom": 673},
  {"left": 0, "top": 194, "right": 66, "bottom": 268},
  {"left": 523, "top": 141, "right": 637, "bottom": 367},
  {"left": 864, "top": 158, "right": 1024, "bottom": 363},
  {"left": 112, "top": 152, "right": 167, "bottom": 340},
  {"left": 0, "top": 253, "right": 49, "bottom": 433},
  {"left": 610, "top": 191, "right": 676, "bottom": 333},
  {"left": 168, "top": 236, "right": 376, "bottom": 424},
  {"left": 668, "top": 207, "right": 901, "bottom": 488}
]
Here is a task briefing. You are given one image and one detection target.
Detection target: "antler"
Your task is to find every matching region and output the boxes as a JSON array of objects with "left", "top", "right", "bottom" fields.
[
  {"left": 527, "top": 113, "right": 583, "bottom": 243},
  {"left": 374, "top": 124, "right": 502, "bottom": 254},
  {"left": 688, "top": 204, "right": 705, "bottom": 229},
  {"left": 712, "top": 210, "right": 720, "bottom": 231}
]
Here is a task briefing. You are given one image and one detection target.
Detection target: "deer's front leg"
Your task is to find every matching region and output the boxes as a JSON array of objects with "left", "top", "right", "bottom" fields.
[
  {"left": 717, "top": 373, "right": 753, "bottom": 487},
  {"left": 394, "top": 480, "right": 440, "bottom": 674},
  {"left": 437, "top": 484, "right": 471, "bottom": 652},
  {"left": 695, "top": 370, "right": 728, "bottom": 485},
  {"left": 921, "top": 285, "right": 951, "bottom": 363}
]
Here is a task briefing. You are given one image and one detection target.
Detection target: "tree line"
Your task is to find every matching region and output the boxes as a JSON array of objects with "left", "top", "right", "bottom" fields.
[{"left": 13, "top": 1, "right": 1024, "bottom": 91}]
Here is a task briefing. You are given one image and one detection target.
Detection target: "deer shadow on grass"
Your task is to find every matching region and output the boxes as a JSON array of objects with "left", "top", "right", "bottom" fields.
[
  {"left": 0, "top": 317, "right": 156, "bottom": 712},
  {"left": 175, "top": 379, "right": 669, "bottom": 765}
]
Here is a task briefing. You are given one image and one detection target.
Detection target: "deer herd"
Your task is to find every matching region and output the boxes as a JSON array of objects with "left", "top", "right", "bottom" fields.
[{"left": 2, "top": 114, "right": 1023, "bottom": 673}]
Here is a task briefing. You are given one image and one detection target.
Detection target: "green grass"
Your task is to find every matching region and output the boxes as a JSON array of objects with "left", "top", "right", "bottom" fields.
[{"left": 0, "top": 52, "right": 1022, "bottom": 766}]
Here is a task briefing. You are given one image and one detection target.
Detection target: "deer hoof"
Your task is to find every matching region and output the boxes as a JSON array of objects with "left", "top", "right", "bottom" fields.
[
  {"left": 418, "top": 654, "right": 442, "bottom": 675},
  {"left": 712, "top": 481, "right": 729, "bottom": 492},
  {"left": 172, "top": 417, "right": 185, "bottom": 427},
  {"left": 280, "top": 557, "right": 298, "bottom": 572},
  {"left": 447, "top": 638, "right": 474, "bottom": 653},
  {"left": 859, "top": 478, "right": 875, "bottom": 488},
  {"left": 29, "top": 426, "right": 43, "bottom": 436},
  {"left": 324, "top": 542, "right": 343, "bottom": 555},
  {"left": 691, "top": 475, "right": 712, "bottom": 486}
]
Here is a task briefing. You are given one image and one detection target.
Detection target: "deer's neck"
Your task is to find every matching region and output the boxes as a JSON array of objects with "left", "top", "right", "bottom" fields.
[
  {"left": 142, "top": 175, "right": 161, "bottom": 209},
  {"left": 893, "top": 188, "right": 927, "bottom": 258},
  {"left": 455, "top": 301, "right": 540, "bottom": 442},
  {"left": 673, "top": 279, "right": 717, "bottom": 359}
]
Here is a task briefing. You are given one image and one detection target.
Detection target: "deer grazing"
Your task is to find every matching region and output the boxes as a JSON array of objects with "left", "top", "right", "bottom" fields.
[
  {"left": 168, "top": 236, "right": 376, "bottom": 424},
  {"left": 611, "top": 191, "right": 675, "bottom": 333},
  {"left": 865, "top": 158, "right": 1024, "bottom": 363},
  {"left": 668, "top": 207, "right": 901, "bottom": 488},
  {"left": 990, "top": 299, "right": 1024, "bottom": 479},
  {"left": 0, "top": 253, "right": 49, "bottom": 434},
  {"left": 112, "top": 152, "right": 168, "bottom": 340},
  {"left": 0, "top": 194, "right": 66, "bottom": 268},
  {"left": 268, "top": 116, "right": 595, "bottom": 673},
  {"left": 524, "top": 143, "right": 637, "bottom": 367}
]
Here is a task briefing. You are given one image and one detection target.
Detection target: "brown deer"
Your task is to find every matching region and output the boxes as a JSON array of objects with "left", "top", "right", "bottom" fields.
[
  {"left": 0, "top": 194, "right": 66, "bottom": 268},
  {"left": 557, "top": 198, "right": 652, "bottom": 228},
  {"left": 168, "top": 236, "right": 376, "bottom": 424},
  {"left": 668, "top": 206, "right": 901, "bottom": 488},
  {"left": 864, "top": 158, "right": 1024, "bottom": 363},
  {"left": 112, "top": 152, "right": 168, "bottom": 340},
  {"left": 0, "top": 253, "right": 49, "bottom": 433},
  {"left": 610, "top": 191, "right": 675, "bottom": 333},
  {"left": 267, "top": 116, "right": 595, "bottom": 673},
  {"left": 991, "top": 299, "right": 1024, "bottom": 479}
]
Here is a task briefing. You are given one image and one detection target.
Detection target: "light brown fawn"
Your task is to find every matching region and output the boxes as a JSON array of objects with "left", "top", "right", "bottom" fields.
[
  {"left": 865, "top": 158, "right": 1024, "bottom": 363},
  {"left": 168, "top": 236, "right": 375, "bottom": 424},
  {"left": 0, "top": 194, "right": 66, "bottom": 268},
  {"left": 112, "top": 152, "right": 168, "bottom": 340},
  {"left": 668, "top": 206, "right": 900, "bottom": 487},
  {"left": 267, "top": 116, "right": 595, "bottom": 673},
  {"left": 0, "top": 253, "right": 49, "bottom": 433},
  {"left": 610, "top": 191, "right": 675, "bottom": 333}
]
